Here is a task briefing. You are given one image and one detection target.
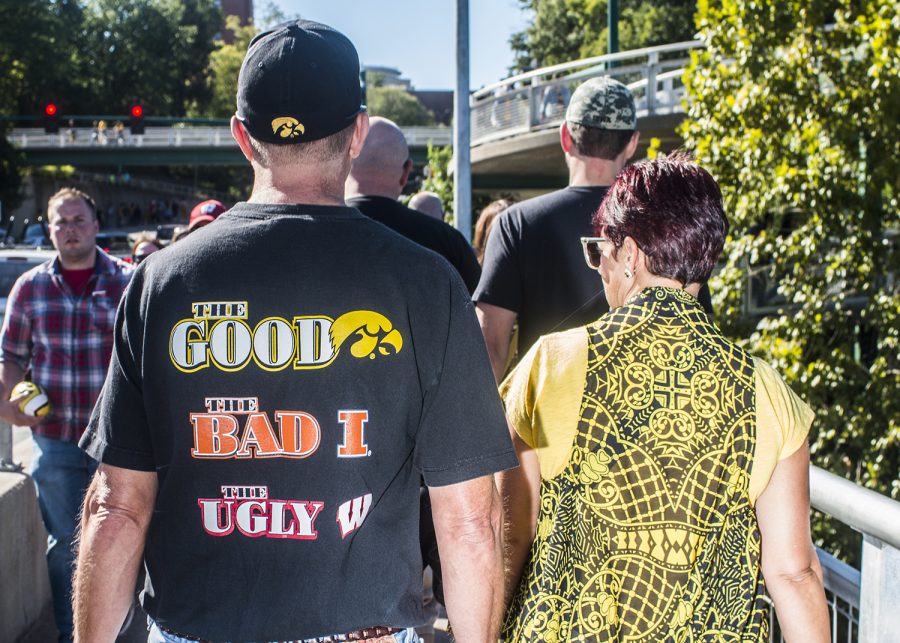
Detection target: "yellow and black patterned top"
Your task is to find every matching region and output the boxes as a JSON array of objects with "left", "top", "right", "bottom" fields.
[{"left": 501, "top": 287, "right": 811, "bottom": 642}]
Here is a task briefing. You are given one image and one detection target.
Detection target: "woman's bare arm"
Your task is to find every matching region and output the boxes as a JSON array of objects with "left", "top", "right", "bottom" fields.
[
  {"left": 755, "top": 441, "right": 830, "bottom": 643},
  {"left": 496, "top": 429, "right": 541, "bottom": 608}
]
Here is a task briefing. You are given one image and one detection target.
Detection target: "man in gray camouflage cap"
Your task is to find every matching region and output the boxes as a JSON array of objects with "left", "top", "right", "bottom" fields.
[{"left": 473, "top": 76, "right": 641, "bottom": 381}]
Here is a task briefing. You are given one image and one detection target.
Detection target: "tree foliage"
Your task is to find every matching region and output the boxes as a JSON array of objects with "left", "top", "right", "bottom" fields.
[
  {"left": 71, "top": 0, "right": 221, "bottom": 116},
  {"left": 510, "top": 0, "right": 696, "bottom": 71},
  {"left": 200, "top": 15, "right": 258, "bottom": 118},
  {"left": 421, "top": 144, "right": 455, "bottom": 223},
  {"left": 0, "top": 0, "right": 82, "bottom": 115},
  {"left": 681, "top": 0, "right": 899, "bottom": 559},
  {"left": 0, "top": 124, "right": 25, "bottom": 212},
  {"left": 366, "top": 86, "right": 436, "bottom": 127},
  {"left": 0, "top": 0, "right": 222, "bottom": 117}
]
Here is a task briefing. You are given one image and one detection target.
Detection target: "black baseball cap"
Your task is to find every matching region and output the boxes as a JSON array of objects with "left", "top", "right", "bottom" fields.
[{"left": 236, "top": 20, "right": 365, "bottom": 144}]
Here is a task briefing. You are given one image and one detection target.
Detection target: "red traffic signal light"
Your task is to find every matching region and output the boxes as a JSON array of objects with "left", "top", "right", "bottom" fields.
[
  {"left": 44, "top": 103, "right": 59, "bottom": 133},
  {"left": 130, "top": 104, "right": 145, "bottom": 135}
]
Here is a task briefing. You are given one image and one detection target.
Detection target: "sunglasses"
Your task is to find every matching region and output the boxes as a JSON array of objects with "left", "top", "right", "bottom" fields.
[{"left": 580, "top": 236, "right": 608, "bottom": 269}]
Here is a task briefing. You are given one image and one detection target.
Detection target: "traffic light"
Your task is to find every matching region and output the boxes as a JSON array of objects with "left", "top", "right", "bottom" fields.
[
  {"left": 129, "top": 104, "right": 145, "bottom": 135},
  {"left": 44, "top": 103, "right": 59, "bottom": 134}
]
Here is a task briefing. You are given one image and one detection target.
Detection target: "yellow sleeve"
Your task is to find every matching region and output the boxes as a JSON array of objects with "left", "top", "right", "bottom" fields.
[
  {"left": 748, "top": 357, "right": 815, "bottom": 504},
  {"left": 499, "top": 328, "right": 588, "bottom": 480}
]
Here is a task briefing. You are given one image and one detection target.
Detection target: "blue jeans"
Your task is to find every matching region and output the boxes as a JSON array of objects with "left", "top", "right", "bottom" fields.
[
  {"left": 30, "top": 434, "right": 98, "bottom": 643},
  {"left": 147, "top": 618, "right": 423, "bottom": 643}
]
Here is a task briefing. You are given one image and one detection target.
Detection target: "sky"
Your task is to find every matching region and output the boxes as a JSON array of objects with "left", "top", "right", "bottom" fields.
[{"left": 262, "top": 1, "right": 532, "bottom": 91}]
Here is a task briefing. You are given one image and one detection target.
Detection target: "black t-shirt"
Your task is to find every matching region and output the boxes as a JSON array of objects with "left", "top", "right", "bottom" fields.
[
  {"left": 474, "top": 187, "right": 611, "bottom": 356},
  {"left": 80, "top": 202, "right": 516, "bottom": 642},
  {"left": 474, "top": 186, "right": 713, "bottom": 361},
  {"left": 347, "top": 195, "right": 481, "bottom": 295}
]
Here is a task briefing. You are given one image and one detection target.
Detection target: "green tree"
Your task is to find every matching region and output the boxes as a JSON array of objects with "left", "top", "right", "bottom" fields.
[
  {"left": 200, "top": 15, "right": 258, "bottom": 118},
  {"left": 681, "top": 0, "right": 899, "bottom": 560},
  {"left": 69, "top": 0, "right": 221, "bottom": 116},
  {"left": 366, "top": 85, "right": 436, "bottom": 126},
  {"left": 0, "top": 124, "right": 25, "bottom": 214},
  {"left": 421, "top": 144, "right": 454, "bottom": 222},
  {"left": 0, "top": 0, "right": 80, "bottom": 115},
  {"left": 510, "top": 0, "right": 696, "bottom": 71},
  {"left": 0, "top": 0, "right": 78, "bottom": 214}
]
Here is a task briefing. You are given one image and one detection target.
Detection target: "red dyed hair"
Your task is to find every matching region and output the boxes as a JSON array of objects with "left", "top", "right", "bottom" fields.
[{"left": 594, "top": 154, "right": 727, "bottom": 284}]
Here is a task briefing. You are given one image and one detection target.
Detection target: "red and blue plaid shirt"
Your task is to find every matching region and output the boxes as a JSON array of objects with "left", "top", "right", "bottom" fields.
[{"left": 0, "top": 249, "right": 133, "bottom": 443}]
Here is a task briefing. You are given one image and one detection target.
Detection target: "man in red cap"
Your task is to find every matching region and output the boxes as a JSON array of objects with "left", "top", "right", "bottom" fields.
[{"left": 187, "top": 199, "right": 226, "bottom": 231}]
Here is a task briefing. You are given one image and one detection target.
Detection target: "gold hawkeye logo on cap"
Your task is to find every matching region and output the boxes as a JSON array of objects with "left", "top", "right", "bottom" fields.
[{"left": 271, "top": 116, "right": 305, "bottom": 138}]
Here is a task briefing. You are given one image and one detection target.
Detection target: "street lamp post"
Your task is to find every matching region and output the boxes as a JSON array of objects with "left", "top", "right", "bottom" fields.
[
  {"left": 453, "top": 0, "right": 472, "bottom": 242},
  {"left": 608, "top": 0, "right": 619, "bottom": 56}
]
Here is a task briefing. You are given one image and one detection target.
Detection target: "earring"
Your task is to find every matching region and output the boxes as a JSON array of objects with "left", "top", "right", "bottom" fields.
[{"left": 624, "top": 267, "right": 633, "bottom": 279}]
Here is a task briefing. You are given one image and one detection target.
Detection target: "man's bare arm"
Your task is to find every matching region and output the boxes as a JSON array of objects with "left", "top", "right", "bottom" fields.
[
  {"left": 429, "top": 474, "right": 505, "bottom": 642},
  {"left": 755, "top": 442, "right": 830, "bottom": 642},
  {"left": 475, "top": 302, "right": 517, "bottom": 383},
  {"left": 496, "top": 430, "right": 541, "bottom": 608},
  {"left": 74, "top": 463, "right": 157, "bottom": 643}
]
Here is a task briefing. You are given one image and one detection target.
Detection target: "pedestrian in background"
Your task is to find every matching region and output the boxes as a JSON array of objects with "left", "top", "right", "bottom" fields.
[
  {"left": 0, "top": 187, "right": 132, "bottom": 642},
  {"left": 499, "top": 155, "right": 830, "bottom": 642}
]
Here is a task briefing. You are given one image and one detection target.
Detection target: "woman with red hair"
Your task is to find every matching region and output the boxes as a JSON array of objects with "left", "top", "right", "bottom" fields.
[{"left": 499, "top": 155, "right": 829, "bottom": 642}]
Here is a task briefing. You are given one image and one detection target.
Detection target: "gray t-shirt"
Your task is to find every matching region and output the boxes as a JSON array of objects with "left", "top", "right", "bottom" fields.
[{"left": 81, "top": 202, "right": 516, "bottom": 642}]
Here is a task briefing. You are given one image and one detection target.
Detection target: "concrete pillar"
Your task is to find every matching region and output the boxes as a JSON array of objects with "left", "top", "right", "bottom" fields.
[{"left": 0, "top": 438, "right": 52, "bottom": 642}]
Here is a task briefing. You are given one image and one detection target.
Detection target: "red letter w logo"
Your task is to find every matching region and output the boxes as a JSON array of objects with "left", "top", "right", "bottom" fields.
[{"left": 336, "top": 493, "right": 372, "bottom": 538}]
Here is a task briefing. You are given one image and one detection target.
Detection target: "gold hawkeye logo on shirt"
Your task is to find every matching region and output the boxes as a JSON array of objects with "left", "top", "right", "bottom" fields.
[
  {"left": 169, "top": 301, "right": 403, "bottom": 373},
  {"left": 271, "top": 116, "right": 305, "bottom": 138}
]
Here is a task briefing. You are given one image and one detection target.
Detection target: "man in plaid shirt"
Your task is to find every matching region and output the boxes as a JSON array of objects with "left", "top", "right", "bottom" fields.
[{"left": 0, "top": 187, "right": 132, "bottom": 642}]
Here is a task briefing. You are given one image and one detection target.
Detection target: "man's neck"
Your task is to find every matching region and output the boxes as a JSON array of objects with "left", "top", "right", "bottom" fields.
[
  {"left": 344, "top": 178, "right": 400, "bottom": 201},
  {"left": 566, "top": 157, "right": 624, "bottom": 188},
  {"left": 248, "top": 167, "right": 347, "bottom": 206},
  {"left": 248, "top": 186, "right": 344, "bottom": 206},
  {"left": 58, "top": 252, "right": 96, "bottom": 271}
]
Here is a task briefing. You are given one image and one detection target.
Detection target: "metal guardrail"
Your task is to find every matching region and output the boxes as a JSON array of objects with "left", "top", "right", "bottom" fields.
[
  {"left": 809, "top": 467, "right": 900, "bottom": 642},
  {"left": 762, "top": 466, "right": 900, "bottom": 642},
  {"left": 469, "top": 40, "right": 703, "bottom": 146},
  {"left": 8, "top": 126, "right": 452, "bottom": 150}
]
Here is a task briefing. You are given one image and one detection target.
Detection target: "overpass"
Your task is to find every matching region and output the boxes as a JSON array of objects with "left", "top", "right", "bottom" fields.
[
  {"left": 7, "top": 40, "right": 696, "bottom": 189},
  {"left": 7, "top": 124, "right": 451, "bottom": 167}
]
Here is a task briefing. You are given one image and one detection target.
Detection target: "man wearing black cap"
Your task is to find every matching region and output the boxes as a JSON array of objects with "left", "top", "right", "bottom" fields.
[{"left": 74, "top": 20, "right": 516, "bottom": 643}]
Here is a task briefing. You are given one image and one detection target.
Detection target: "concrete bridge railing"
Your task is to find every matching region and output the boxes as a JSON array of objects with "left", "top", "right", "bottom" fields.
[{"left": 470, "top": 40, "right": 703, "bottom": 147}]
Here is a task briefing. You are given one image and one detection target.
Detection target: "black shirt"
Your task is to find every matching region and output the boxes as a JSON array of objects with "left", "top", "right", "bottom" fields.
[
  {"left": 474, "top": 187, "right": 713, "bottom": 362},
  {"left": 80, "top": 202, "right": 516, "bottom": 641},
  {"left": 347, "top": 195, "right": 481, "bottom": 295}
]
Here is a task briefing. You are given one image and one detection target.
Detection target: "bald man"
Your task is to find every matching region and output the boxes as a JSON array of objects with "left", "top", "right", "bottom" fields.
[
  {"left": 346, "top": 116, "right": 480, "bottom": 293},
  {"left": 409, "top": 191, "right": 445, "bottom": 221}
]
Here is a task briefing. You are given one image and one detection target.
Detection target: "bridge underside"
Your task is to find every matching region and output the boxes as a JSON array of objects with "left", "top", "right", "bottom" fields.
[{"left": 472, "top": 113, "right": 686, "bottom": 194}]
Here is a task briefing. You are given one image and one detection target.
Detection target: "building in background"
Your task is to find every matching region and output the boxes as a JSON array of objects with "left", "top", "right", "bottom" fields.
[
  {"left": 219, "top": 0, "right": 253, "bottom": 43},
  {"left": 363, "top": 65, "right": 453, "bottom": 126}
]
